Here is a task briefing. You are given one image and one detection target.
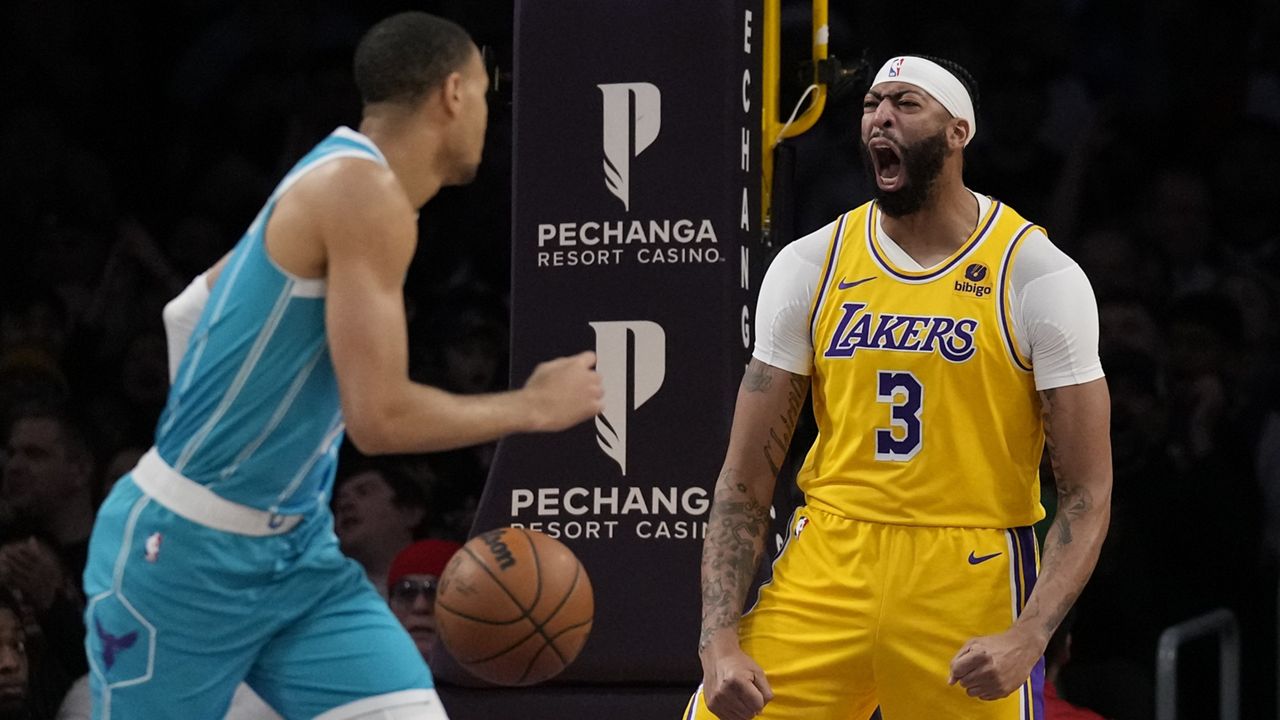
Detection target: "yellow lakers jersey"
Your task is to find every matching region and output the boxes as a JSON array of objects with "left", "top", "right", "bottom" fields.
[{"left": 799, "top": 199, "right": 1046, "bottom": 528}]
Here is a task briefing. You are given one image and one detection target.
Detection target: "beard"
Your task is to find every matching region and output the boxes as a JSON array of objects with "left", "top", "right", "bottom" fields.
[{"left": 860, "top": 128, "right": 948, "bottom": 218}]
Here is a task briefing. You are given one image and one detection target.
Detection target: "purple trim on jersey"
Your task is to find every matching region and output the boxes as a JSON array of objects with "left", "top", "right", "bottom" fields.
[
  {"left": 867, "top": 200, "right": 1002, "bottom": 282},
  {"left": 685, "top": 690, "right": 698, "bottom": 720},
  {"left": 1017, "top": 526, "right": 1038, "bottom": 600},
  {"left": 809, "top": 214, "right": 849, "bottom": 346},
  {"left": 998, "top": 224, "right": 1037, "bottom": 372},
  {"left": 1007, "top": 527, "right": 1024, "bottom": 611},
  {"left": 1012, "top": 526, "right": 1044, "bottom": 720},
  {"left": 1030, "top": 655, "right": 1046, "bottom": 720}
]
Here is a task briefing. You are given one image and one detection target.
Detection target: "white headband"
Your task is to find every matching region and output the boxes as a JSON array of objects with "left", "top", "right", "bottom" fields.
[{"left": 872, "top": 56, "right": 977, "bottom": 145}]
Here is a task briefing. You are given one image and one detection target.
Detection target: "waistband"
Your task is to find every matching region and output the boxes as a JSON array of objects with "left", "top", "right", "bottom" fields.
[{"left": 132, "top": 448, "right": 304, "bottom": 536}]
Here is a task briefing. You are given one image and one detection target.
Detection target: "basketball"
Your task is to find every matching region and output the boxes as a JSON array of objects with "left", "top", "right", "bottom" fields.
[{"left": 435, "top": 526, "right": 594, "bottom": 686}]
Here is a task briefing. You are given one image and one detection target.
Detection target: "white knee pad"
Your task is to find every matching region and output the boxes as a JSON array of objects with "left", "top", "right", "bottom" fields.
[{"left": 314, "top": 689, "right": 450, "bottom": 720}]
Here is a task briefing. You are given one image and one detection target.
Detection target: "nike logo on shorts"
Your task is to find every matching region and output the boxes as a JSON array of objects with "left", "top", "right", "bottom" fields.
[{"left": 968, "top": 551, "right": 1001, "bottom": 565}]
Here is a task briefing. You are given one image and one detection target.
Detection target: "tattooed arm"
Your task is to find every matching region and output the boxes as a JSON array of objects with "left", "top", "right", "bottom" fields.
[
  {"left": 949, "top": 377, "right": 1113, "bottom": 700},
  {"left": 698, "top": 359, "right": 810, "bottom": 720}
]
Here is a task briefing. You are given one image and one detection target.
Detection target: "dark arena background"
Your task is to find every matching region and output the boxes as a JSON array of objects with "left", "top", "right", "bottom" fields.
[{"left": 2, "top": 1, "right": 1279, "bottom": 719}]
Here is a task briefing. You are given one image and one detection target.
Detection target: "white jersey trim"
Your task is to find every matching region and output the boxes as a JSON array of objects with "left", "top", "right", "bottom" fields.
[{"left": 313, "top": 689, "right": 446, "bottom": 720}]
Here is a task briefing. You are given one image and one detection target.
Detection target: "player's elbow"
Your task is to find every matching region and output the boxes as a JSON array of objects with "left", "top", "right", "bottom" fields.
[
  {"left": 342, "top": 403, "right": 400, "bottom": 456},
  {"left": 345, "top": 424, "right": 390, "bottom": 455}
]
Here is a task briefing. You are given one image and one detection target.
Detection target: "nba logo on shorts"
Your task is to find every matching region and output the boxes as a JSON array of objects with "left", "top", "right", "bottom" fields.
[
  {"left": 794, "top": 516, "right": 809, "bottom": 537},
  {"left": 145, "top": 532, "right": 162, "bottom": 563},
  {"left": 888, "top": 58, "right": 904, "bottom": 77}
]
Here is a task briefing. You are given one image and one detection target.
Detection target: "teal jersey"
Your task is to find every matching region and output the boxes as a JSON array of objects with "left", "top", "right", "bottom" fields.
[{"left": 155, "top": 127, "right": 386, "bottom": 515}]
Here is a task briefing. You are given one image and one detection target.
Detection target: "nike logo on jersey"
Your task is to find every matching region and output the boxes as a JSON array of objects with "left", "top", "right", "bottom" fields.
[
  {"left": 838, "top": 276, "right": 876, "bottom": 290},
  {"left": 968, "top": 551, "right": 1001, "bottom": 565},
  {"left": 823, "top": 302, "right": 978, "bottom": 362}
]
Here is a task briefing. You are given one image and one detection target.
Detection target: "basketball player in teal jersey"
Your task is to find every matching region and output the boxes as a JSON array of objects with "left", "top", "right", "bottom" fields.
[{"left": 82, "top": 13, "right": 603, "bottom": 720}]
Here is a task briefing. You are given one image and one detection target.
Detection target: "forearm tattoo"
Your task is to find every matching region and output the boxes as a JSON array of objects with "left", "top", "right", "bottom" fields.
[
  {"left": 759, "top": 371, "right": 808, "bottom": 477},
  {"left": 699, "top": 471, "right": 772, "bottom": 650},
  {"left": 1042, "top": 388, "right": 1095, "bottom": 549},
  {"left": 699, "top": 364, "right": 809, "bottom": 650},
  {"left": 1036, "top": 387, "right": 1099, "bottom": 636}
]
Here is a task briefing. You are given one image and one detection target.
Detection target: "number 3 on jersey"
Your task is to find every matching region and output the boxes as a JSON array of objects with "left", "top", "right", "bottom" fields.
[{"left": 875, "top": 371, "right": 922, "bottom": 461}]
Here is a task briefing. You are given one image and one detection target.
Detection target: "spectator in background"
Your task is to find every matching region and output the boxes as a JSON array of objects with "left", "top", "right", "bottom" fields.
[
  {"left": 1164, "top": 292, "right": 1246, "bottom": 469},
  {"left": 162, "top": 214, "right": 231, "bottom": 283},
  {"left": 413, "top": 289, "right": 508, "bottom": 397},
  {"left": 412, "top": 290, "right": 508, "bottom": 532},
  {"left": 99, "top": 448, "right": 145, "bottom": 503},
  {"left": 1056, "top": 351, "right": 1161, "bottom": 720},
  {"left": 0, "top": 580, "right": 77, "bottom": 720},
  {"left": 0, "top": 290, "right": 71, "bottom": 364},
  {"left": 1163, "top": 291, "right": 1266, "bottom": 716},
  {"left": 387, "top": 539, "right": 462, "bottom": 666},
  {"left": 112, "top": 332, "right": 172, "bottom": 448},
  {"left": 1073, "top": 228, "right": 1168, "bottom": 309},
  {"left": 0, "top": 531, "right": 85, "bottom": 694},
  {"left": 81, "top": 219, "right": 186, "bottom": 364},
  {"left": 0, "top": 589, "right": 32, "bottom": 720},
  {"left": 1219, "top": 270, "right": 1280, "bottom": 421},
  {"left": 0, "top": 350, "right": 69, "bottom": 425},
  {"left": 333, "top": 461, "right": 432, "bottom": 597},
  {"left": 1, "top": 406, "right": 95, "bottom": 581},
  {"left": 1044, "top": 611, "right": 1108, "bottom": 720},
  {"left": 1213, "top": 121, "right": 1280, "bottom": 274},
  {"left": 1097, "top": 298, "right": 1163, "bottom": 361},
  {"left": 966, "top": 47, "right": 1061, "bottom": 223},
  {"left": 1136, "top": 169, "right": 1218, "bottom": 298}
]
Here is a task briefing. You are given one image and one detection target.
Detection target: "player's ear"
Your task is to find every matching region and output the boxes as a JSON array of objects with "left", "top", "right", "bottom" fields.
[
  {"left": 950, "top": 118, "right": 971, "bottom": 149},
  {"left": 437, "top": 71, "right": 465, "bottom": 116}
]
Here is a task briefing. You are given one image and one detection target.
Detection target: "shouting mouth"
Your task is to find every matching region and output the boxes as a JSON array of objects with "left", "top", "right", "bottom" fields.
[{"left": 867, "top": 137, "right": 904, "bottom": 192}]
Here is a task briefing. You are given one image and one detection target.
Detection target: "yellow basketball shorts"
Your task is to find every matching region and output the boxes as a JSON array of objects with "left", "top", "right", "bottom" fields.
[{"left": 684, "top": 506, "right": 1044, "bottom": 720}]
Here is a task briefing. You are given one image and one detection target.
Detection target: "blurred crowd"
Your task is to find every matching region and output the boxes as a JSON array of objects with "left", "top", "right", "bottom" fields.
[{"left": 0, "top": 0, "right": 1278, "bottom": 718}]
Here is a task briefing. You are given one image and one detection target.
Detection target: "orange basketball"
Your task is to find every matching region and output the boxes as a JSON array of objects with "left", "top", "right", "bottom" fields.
[{"left": 435, "top": 527, "right": 594, "bottom": 686}]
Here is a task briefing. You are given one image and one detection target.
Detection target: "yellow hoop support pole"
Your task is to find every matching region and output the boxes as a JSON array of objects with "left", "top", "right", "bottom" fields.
[{"left": 761, "top": 0, "right": 829, "bottom": 231}]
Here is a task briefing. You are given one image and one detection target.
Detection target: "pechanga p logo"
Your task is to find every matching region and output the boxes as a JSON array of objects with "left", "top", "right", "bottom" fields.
[
  {"left": 590, "top": 321, "right": 666, "bottom": 475},
  {"left": 598, "top": 83, "right": 661, "bottom": 211}
]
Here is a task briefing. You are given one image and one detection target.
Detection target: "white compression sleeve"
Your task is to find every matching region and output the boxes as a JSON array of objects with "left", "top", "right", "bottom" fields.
[
  {"left": 751, "top": 222, "right": 833, "bottom": 375},
  {"left": 161, "top": 273, "right": 211, "bottom": 382}
]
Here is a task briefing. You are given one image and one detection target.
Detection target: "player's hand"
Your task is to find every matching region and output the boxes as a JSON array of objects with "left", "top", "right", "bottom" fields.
[
  {"left": 948, "top": 626, "right": 1044, "bottom": 700},
  {"left": 520, "top": 351, "right": 604, "bottom": 432},
  {"left": 699, "top": 631, "right": 773, "bottom": 720}
]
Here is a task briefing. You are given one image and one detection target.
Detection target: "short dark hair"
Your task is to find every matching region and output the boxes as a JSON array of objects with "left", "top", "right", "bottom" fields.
[
  {"left": 0, "top": 586, "right": 23, "bottom": 621},
  {"left": 353, "top": 12, "right": 475, "bottom": 107},
  {"left": 335, "top": 458, "right": 434, "bottom": 537},
  {"left": 917, "top": 54, "right": 981, "bottom": 115},
  {"left": 5, "top": 402, "right": 93, "bottom": 468}
]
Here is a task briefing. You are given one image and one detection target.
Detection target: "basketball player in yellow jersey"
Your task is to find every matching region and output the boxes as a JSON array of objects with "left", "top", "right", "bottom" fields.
[{"left": 686, "top": 56, "right": 1112, "bottom": 720}]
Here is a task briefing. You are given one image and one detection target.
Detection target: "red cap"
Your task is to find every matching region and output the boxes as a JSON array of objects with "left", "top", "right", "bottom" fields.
[{"left": 388, "top": 539, "right": 463, "bottom": 590}]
